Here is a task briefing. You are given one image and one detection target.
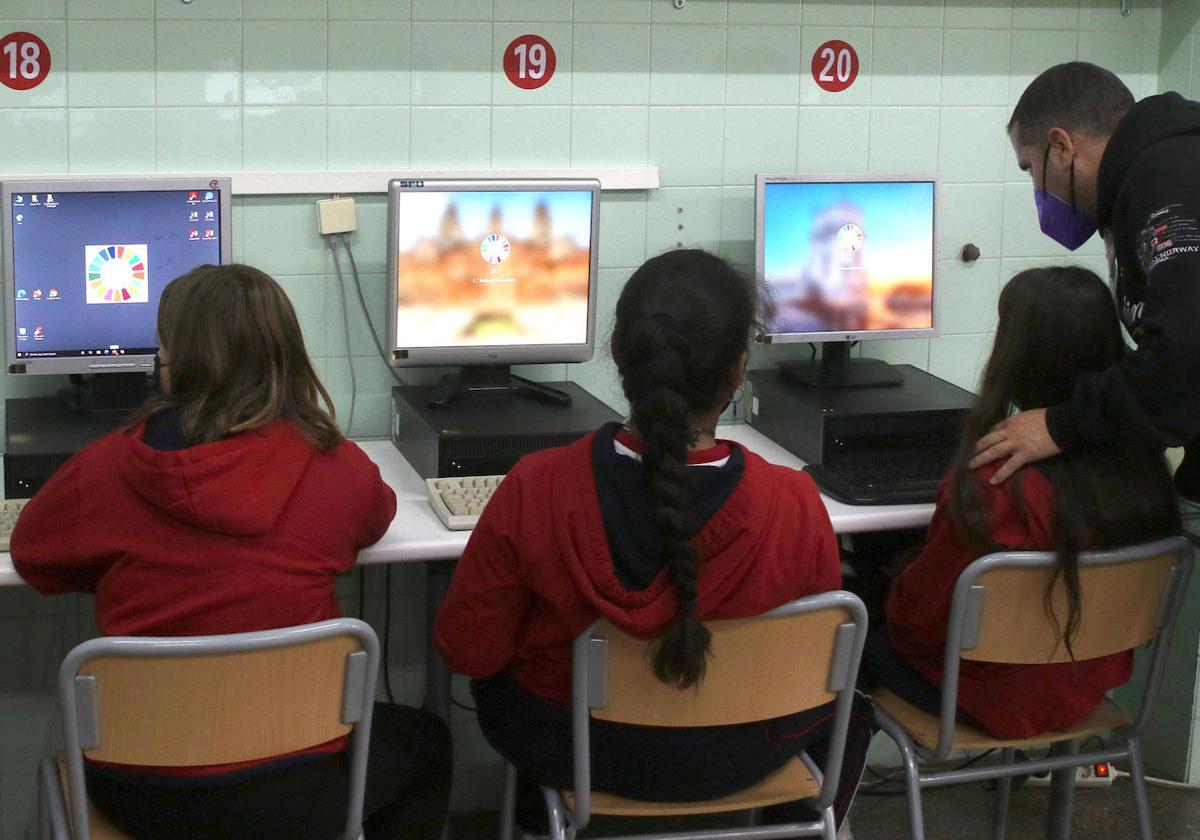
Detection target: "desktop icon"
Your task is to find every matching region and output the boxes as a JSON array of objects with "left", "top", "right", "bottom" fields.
[
  {"left": 17, "top": 328, "right": 26, "bottom": 338},
  {"left": 204, "top": 191, "right": 214, "bottom": 201},
  {"left": 48, "top": 288, "right": 58, "bottom": 299},
  {"left": 33, "top": 326, "right": 44, "bottom": 338},
  {"left": 189, "top": 229, "right": 200, "bottom": 241},
  {"left": 188, "top": 191, "right": 199, "bottom": 202},
  {"left": 13, "top": 195, "right": 22, "bottom": 204},
  {"left": 203, "top": 228, "right": 215, "bottom": 240},
  {"left": 14, "top": 214, "right": 22, "bottom": 223},
  {"left": 45, "top": 194, "right": 54, "bottom": 205},
  {"left": 31, "top": 289, "right": 42, "bottom": 300},
  {"left": 204, "top": 210, "right": 215, "bottom": 221},
  {"left": 16, "top": 289, "right": 27, "bottom": 300},
  {"left": 188, "top": 211, "right": 199, "bottom": 222},
  {"left": 30, "top": 195, "right": 38, "bottom": 204}
]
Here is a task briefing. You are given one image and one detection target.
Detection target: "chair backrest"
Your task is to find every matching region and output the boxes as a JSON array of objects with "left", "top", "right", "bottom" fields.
[
  {"left": 930, "top": 536, "right": 1194, "bottom": 758},
  {"left": 568, "top": 591, "right": 868, "bottom": 828},
  {"left": 58, "top": 619, "right": 379, "bottom": 840}
]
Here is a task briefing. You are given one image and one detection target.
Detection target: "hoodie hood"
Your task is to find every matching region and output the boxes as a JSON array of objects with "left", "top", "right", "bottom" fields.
[
  {"left": 537, "top": 425, "right": 832, "bottom": 638},
  {"left": 1097, "top": 92, "right": 1200, "bottom": 230},
  {"left": 118, "top": 418, "right": 314, "bottom": 536}
]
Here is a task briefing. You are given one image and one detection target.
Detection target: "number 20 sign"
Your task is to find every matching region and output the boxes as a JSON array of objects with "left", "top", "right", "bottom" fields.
[
  {"left": 504, "top": 34, "right": 556, "bottom": 91},
  {"left": 1, "top": 31, "right": 51, "bottom": 92},
  {"left": 811, "top": 40, "right": 858, "bottom": 93}
]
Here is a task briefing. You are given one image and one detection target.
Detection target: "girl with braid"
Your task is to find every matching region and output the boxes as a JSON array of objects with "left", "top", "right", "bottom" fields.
[{"left": 436, "top": 249, "right": 872, "bottom": 836}]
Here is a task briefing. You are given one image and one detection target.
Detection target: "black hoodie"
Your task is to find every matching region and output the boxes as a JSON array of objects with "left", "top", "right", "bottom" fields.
[{"left": 1046, "top": 92, "right": 1200, "bottom": 451}]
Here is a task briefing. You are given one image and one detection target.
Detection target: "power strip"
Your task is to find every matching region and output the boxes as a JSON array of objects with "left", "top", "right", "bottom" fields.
[{"left": 1025, "top": 763, "right": 1115, "bottom": 788}]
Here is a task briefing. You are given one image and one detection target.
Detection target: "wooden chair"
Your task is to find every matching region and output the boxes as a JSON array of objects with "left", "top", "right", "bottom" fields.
[
  {"left": 499, "top": 591, "right": 869, "bottom": 840},
  {"left": 872, "top": 536, "right": 1194, "bottom": 840},
  {"left": 37, "top": 618, "right": 379, "bottom": 840}
]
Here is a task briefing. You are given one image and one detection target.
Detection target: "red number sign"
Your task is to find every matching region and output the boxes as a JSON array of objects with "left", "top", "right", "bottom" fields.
[
  {"left": 811, "top": 40, "right": 858, "bottom": 93},
  {"left": 1, "top": 31, "right": 50, "bottom": 91},
  {"left": 504, "top": 34, "right": 556, "bottom": 91}
]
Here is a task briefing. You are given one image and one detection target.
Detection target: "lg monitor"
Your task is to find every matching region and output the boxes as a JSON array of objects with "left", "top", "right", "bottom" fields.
[
  {"left": 755, "top": 174, "right": 938, "bottom": 388},
  {"left": 1, "top": 177, "right": 232, "bottom": 407},
  {"left": 386, "top": 178, "right": 600, "bottom": 408}
]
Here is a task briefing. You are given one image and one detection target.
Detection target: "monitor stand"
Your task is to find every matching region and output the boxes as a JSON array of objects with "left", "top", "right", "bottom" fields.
[
  {"left": 428, "top": 365, "right": 572, "bottom": 409},
  {"left": 780, "top": 341, "right": 903, "bottom": 389},
  {"left": 57, "top": 372, "right": 155, "bottom": 413}
]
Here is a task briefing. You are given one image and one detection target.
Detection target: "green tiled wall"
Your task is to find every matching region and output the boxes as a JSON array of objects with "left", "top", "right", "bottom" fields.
[
  {"left": 0, "top": 0, "right": 1193, "bottom": 826},
  {"left": 0, "top": 0, "right": 1166, "bottom": 440}
]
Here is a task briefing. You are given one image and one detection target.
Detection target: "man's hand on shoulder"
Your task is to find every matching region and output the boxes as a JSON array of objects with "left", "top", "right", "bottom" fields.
[{"left": 968, "top": 408, "right": 1062, "bottom": 484}]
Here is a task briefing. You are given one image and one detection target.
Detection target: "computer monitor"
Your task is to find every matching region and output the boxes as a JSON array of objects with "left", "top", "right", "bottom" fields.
[
  {"left": 755, "top": 174, "right": 938, "bottom": 388},
  {"left": 386, "top": 178, "right": 600, "bottom": 408},
  {"left": 1, "top": 177, "right": 232, "bottom": 407}
]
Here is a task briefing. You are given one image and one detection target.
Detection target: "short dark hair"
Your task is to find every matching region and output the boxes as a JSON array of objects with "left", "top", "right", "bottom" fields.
[{"left": 1008, "top": 62, "right": 1134, "bottom": 145}]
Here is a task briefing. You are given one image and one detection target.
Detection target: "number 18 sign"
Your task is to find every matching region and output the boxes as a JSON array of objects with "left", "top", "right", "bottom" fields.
[
  {"left": 504, "top": 34, "right": 556, "bottom": 91},
  {"left": 1, "top": 31, "right": 50, "bottom": 92}
]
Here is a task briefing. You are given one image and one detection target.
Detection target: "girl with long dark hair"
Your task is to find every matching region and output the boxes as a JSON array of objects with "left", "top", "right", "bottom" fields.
[
  {"left": 877, "top": 266, "right": 1181, "bottom": 737},
  {"left": 436, "top": 249, "right": 872, "bottom": 834}
]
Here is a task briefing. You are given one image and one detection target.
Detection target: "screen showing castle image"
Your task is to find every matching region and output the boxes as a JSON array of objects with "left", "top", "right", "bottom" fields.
[
  {"left": 394, "top": 190, "right": 593, "bottom": 349},
  {"left": 761, "top": 180, "right": 934, "bottom": 335}
]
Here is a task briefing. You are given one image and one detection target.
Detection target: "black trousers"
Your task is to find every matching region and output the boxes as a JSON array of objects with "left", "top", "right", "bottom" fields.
[
  {"left": 859, "top": 626, "right": 982, "bottom": 728},
  {"left": 84, "top": 702, "right": 452, "bottom": 840},
  {"left": 473, "top": 672, "right": 874, "bottom": 833}
]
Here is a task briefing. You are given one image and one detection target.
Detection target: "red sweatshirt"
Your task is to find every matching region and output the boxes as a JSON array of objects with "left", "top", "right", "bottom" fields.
[
  {"left": 435, "top": 426, "right": 841, "bottom": 704},
  {"left": 885, "top": 463, "right": 1132, "bottom": 739},
  {"left": 12, "top": 418, "right": 396, "bottom": 773}
]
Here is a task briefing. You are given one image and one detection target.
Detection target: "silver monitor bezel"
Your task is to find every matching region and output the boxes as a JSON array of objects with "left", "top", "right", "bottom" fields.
[
  {"left": 1, "top": 176, "right": 233, "bottom": 376},
  {"left": 385, "top": 177, "right": 601, "bottom": 368},
  {"left": 754, "top": 172, "right": 940, "bottom": 345}
]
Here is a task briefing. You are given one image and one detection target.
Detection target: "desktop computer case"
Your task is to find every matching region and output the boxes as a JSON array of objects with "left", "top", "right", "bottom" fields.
[
  {"left": 391, "top": 383, "right": 621, "bottom": 478},
  {"left": 747, "top": 366, "right": 973, "bottom": 468}
]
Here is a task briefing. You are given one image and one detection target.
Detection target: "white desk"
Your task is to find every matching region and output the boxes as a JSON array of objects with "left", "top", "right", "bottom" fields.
[
  {"left": 0, "top": 423, "right": 935, "bottom": 718},
  {"left": 0, "top": 423, "right": 934, "bottom": 584}
]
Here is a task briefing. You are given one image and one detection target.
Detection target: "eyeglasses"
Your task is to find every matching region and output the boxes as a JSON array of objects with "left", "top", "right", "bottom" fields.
[{"left": 153, "top": 353, "right": 168, "bottom": 378}]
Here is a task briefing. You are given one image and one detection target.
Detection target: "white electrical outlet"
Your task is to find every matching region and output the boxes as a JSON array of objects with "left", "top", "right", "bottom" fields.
[
  {"left": 316, "top": 197, "right": 358, "bottom": 235},
  {"left": 1025, "top": 763, "right": 1114, "bottom": 788}
]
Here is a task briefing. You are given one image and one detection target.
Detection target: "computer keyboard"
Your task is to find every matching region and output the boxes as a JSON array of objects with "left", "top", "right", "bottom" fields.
[
  {"left": 0, "top": 498, "right": 30, "bottom": 551},
  {"left": 426, "top": 475, "right": 504, "bottom": 530},
  {"left": 804, "top": 457, "right": 947, "bottom": 506}
]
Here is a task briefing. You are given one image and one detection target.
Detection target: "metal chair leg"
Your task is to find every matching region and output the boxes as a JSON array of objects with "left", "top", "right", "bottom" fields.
[
  {"left": 875, "top": 713, "right": 927, "bottom": 840},
  {"left": 541, "top": 787, "right": 571, "bottom": 840},
  {"left": 1126, "top": 737, "right": 1155, "bottom": 840},
  {"left": 821, "top": 805, "right": 838, "bottom": 840},
  {"left": 746, "top": 807, "right": 763, "bottom": 826},
  {"left": 500, "top": 762, "right": 517, "bottom": 840},
  {"left": 1046, "top": 739, "right": 1081, "bottom": 840},
  {"left": 990, "top": 747, "right": 1015, "bottom": 840}
]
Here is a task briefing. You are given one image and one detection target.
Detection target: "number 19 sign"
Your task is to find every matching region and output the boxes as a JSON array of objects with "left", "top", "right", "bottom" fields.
[
  {"left": 811, "top": 40, "right": 858, "bottom": 93},
  {"left": 504, "top": 34, "right": 556, "bottom": 91},
  {"left": 1, "top": 31, "right": 50, "bottom": 92}
]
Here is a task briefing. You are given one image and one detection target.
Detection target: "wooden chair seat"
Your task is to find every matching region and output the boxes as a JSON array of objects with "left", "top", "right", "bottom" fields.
[
  {"left": 55, "top": 756, "right": 132, "bottom": 840},
  {"left": 873, "top": 690, "right": 1131, "bottom": 751},
  {"left": 561, "top": 755, "right": 819, "bottom": 817}
]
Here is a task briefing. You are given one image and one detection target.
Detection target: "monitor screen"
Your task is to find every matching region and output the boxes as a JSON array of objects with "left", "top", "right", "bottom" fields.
[
  {"left": 2, "top": 179, "right": 231, "bottom": 375},
  {"left": 756, "top": 176, "right": 937, "bottom": 342},
  {"left": 387, "top": 179, "right": 600, "bottom": 367}
]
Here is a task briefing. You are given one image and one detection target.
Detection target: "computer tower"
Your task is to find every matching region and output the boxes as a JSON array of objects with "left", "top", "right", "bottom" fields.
[
  {"left": 391, "top": 383, "right": 622, "bottom": 478},
  {"left": 747, "top": 366, "right": 973, "bottom": 468},
  {"left": 5, "top": 397, "right": 129, "bottom": 497}
]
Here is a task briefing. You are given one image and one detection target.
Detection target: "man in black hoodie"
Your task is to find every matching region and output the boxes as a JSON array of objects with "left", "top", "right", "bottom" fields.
[{"left": 972, "top": 62, "right": 1200, "bottom": 501}]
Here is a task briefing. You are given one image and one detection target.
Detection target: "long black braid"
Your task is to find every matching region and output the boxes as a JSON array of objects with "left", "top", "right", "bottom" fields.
[{"left": 611, "top": 250, "right": 758, "bottom": 688}]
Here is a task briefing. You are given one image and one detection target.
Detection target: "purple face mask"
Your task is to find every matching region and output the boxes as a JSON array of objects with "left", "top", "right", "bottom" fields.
[{"left": 1035, "top": 145, "right": 1097, "bottom": 251}]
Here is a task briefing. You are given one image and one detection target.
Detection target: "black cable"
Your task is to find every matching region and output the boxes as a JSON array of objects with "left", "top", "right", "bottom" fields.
[
  {"left": 339, "top": 233, "right": 404, "bottom": 385},
  {"left": 382, "top": 564, "right": 396, "bottom": 704},
  {"left": 357, "top": 565, "right": 365, "bottom": 620},
  {"left": 451, "top": 697, "right": 477, "bottom": 713},
  {"left": 327, "top": 236, "right": 359, "bottom": 433},
  {"left": 859, "top": 749, "right": 998, "bottom": 797}
]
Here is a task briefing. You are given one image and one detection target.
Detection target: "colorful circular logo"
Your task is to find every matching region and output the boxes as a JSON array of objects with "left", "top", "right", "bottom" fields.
[
  {"left": 87, "top": 245, "right": 147, "bottom": 303},
  {"left": 836, "top": 223, "right": 864, "bottom": 254},
  {"left": 480, "top": 234, "right": 511, "bottom": 265}
]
